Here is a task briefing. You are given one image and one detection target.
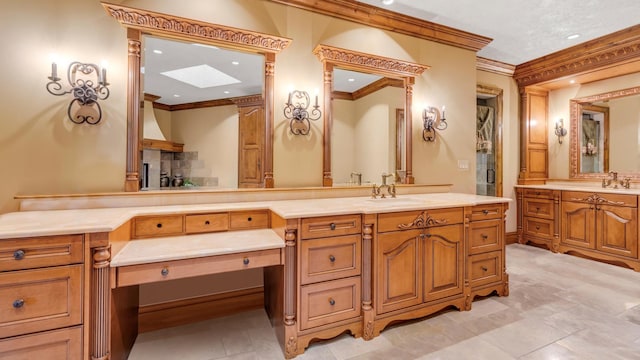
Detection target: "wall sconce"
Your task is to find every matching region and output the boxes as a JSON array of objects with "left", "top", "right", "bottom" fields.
[
  {"left": 555, "top": 118, "right": 567, "bottom": 144},
  {"left": 283, "top": 90, "right": 321, "bottom": 135},
  {"left": 46, "top": 61, "right": 110, "bottom": 125},
  {"left": 422, "top": 105, "right": 448, "bottom": 141}
]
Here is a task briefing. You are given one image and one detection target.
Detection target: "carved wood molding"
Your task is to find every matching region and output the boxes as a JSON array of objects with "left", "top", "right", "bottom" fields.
[
  {"left": 232, "top": 94, "right": 264, "bottom": 108},
  {"left": 102, "top": 2, "right": 292, "bottom": 53},
  {"left": 267, "top": 0, "right": 491, "bottom": 52},
  {"left": 476, "top": 57, "right": 515, "bottom": 76},
  {"left": 514, "top": 24, "right": 640, "bottom": 87},
  {"left": 397, "top": 211, "right": 447, "bottom": 229},
  {"left": 313, "top": 44, "right": 429, "bottom": 77}
]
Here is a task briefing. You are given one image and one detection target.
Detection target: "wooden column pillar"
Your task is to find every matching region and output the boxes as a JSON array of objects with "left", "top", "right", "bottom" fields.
[
  {"left": 125, "top": 28, "right": 141, "bottom": 192},
  {"left": 264, "top": 52, "right": 275, "bottom": 188},
  {"left": 283, "top": 229, "right": 297, "bottom": 358},
  {"left": 91, "top": 246, "right": 111, "bottom": 360},
  {"left": 404, "top": 77, "right": 415, "bottom": 184},
  {"left": 362, "top": 221, "right": 374, "bottom": 340},
  {"left": 322, "top": 63, "right": 333, "bottom": 187}
]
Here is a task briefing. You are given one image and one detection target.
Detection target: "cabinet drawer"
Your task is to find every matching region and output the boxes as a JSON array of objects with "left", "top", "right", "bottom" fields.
[
  {"left": 377, "top": 208, "right": 463, "bottom": 233},
  {"left": 0, "top": 235, "right": 83, "bottom": 272},
  {"left": 563, "top": 191, "right": 637, "bottom": 207},
  {"left": 0, "top": 326, "right": 82, "bottom": 360},
  {"left": 0, "top": 265, "right": 83, "bottom": 338},
  {"left": 185, "top": 213, "right": 229, "bottom": 234},
  {"left": 229, "top": 211, "right": 269, "bottom": 230},
  {"left": 133, "top": 215, "right": 184, "bottom": 238},
  {"left": 469, "top": 204, "right": 503, "bottom": 221},
  {"left": 523, "top": 198, "right": 554, "bottom": 219},
  {"left": 469, "top": 251, "right": 503, "bottom": 287},
  {"left": 523, "top": 217, "right": 554, "bottom": 239},
  {"left": 469, "top": 219, "right": 502, "bottom": 255},
  {"left": 300, "top": 214, "right": 361, "bottom": 240},
  {"left": 300, "top": 276, "right": 361, "bottom": 330},
  {"left": 116, "top": 249, "right": 281, "bottom": 287},
  {"left": 523, "top": 188, "right": 554, "bottom": 199},
  {"left": 301, "top": 234, "right": 361, "bottom": 285}
]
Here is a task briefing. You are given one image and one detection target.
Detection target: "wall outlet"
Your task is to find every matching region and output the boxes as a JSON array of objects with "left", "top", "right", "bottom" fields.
[{"left": 457, "top": 159, "right": 469, "bottom": 171}]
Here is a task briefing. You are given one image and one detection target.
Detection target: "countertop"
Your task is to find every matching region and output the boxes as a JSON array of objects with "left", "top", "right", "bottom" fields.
[
  {"left": 515, "top": 183, "right": 640, "bottom": 195},
  {"left": 0, "top": 192, "right": 510, "bottom": 240}
]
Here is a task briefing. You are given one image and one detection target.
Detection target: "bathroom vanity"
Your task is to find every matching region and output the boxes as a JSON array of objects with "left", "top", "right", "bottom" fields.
[{"left": 0, "top": 191, "right": 509, "bottom": 359}]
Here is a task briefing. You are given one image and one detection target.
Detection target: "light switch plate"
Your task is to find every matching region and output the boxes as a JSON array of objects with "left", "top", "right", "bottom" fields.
[{"left": 457, "top": 159, "right": 469, "bottom": 171}]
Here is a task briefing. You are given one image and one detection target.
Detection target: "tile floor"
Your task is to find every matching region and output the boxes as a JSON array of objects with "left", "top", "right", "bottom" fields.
[{"left": 129, "top": 244, "right": 640, "bottom": 359}]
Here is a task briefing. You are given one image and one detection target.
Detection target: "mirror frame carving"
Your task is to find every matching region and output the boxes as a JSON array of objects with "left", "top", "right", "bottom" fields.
[
  {"left": 313, "top": 44, "right": 430, "bottom": 186},
  {"left": 569, "top": 85, "right": 640, "bottom": 180},
  {"left": 102, "top": 2, "right": 291, "bottom": 191}
]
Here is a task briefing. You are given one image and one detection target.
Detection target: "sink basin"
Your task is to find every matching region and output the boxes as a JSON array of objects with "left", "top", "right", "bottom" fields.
[{"left": 364, "top": 197, "right": 424, "bottom": 205}]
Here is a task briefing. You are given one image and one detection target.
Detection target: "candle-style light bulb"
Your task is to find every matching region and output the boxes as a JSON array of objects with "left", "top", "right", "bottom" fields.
[
  {"left": 51, "top": 62, "right": 58, "bottom": 79},
  {"left": 287, "top": 91, "right": 292, "bottom": 105}
]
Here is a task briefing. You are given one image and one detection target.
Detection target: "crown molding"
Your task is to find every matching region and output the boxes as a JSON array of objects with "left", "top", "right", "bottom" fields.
[
  {"left": 267, "top": 0, "right": 491, "bottom": 52},
  {"left": 476, "top": 57, "right": 515, "bottom": 77}
]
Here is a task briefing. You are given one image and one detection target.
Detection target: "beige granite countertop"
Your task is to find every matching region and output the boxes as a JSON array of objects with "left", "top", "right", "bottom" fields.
[
  {"left": 0, "top": 193, "right": 510, "bottom": 240},
  {"left": 515, "top": 183, "right": 640, "bottom": 195}
]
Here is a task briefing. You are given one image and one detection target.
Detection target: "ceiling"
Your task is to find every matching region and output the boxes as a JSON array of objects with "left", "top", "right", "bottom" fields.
[{"left": 357, "top": 0, "right": 640, "bottom": 65}]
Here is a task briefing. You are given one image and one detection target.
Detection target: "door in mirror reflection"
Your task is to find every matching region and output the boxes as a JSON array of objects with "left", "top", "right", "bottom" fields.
[{"left": 579, "top": 104, "right": 608, "bottom": 174}]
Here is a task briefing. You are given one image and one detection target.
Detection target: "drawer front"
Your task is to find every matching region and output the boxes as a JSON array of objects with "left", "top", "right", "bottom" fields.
[
  {"left": 523, "top": 198, "right": 554, "bottom": 219},
  {"left": 469, "top": 204, "right": 503, "bottom": 221},
  {"left": 0, "top": 235, "right": 83, "bottom": 272},
  {"left": 469, "top": 219, "right": 502, "bottom": 255},
  {"left": 563, "top": 191, "right": 637, "bottom": 208},
  {"left": 469, "top": 251, "right": 503, "bottom": 288},
  {"left": 523, "top": 188, "right": 554, "bottom": 199},
  {"left": 229, "top": 211, "right": 269, "bottom": 230},
  {"left": 185, "top": 213, "right": 229, "bottom": 234},
  {"left": 523, "top": 217, "right": 554, "bottom": 239},
  {"left": 301, "top": 234, "right": 361, "bottom": 285},
  {"left": 300, "top": 276, "right": 361, "bottom": 330},
  {"left": 0, "top": 265, "right": 83, "bottom": 338},
  {"left": 0, "top": 326, "right": 82, "bottom": 360},
  {"left": 133, "top": 215, "right": 184, "bottom": 238},
  {"left": 377, "top": 208, "right": 463, "bottom": 233},
  {"left": 116, "top": 249, "right": 281, "bottom": 287},
  {"left": 300, "top": 214, "right": 361, "bottom": 239}
]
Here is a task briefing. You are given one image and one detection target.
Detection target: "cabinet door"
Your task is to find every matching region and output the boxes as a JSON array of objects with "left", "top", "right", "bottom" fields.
[
  {"left": 596, "top": 205, "right": 638, "bottom": 258},
  {"left": 423, "top": 224, "right": 464, "bottom": 302},
  {"left": 561, "top": 202, "right": 595, "bottom": 249},
  {"left": 238, "top": 105, "right": 264, "bottom": 188},
  {"left": 376, "top": 229, "right": 422, "bottom": 314}
]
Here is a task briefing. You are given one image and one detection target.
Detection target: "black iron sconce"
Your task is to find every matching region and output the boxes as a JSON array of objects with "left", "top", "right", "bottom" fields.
[
  {"left": 422, "top": 105, "right": 448, "bottom": 141},
  {"left": 284, "top": 90, "right": 321, "bottom": 135},
  {"left": 555, "top": 118, "right": 567, "bottom": 144},
  {"left": 46, "top": 61, "right": 110, "bottom": 125}
]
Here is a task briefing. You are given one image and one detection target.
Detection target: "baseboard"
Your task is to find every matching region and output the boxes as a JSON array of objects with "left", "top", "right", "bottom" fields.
[
  {"left": 505, "top": 232, "right": 518, "bottom": 245},
  {"left": 138, "top": 286, "right": 264, "bottom": 333}
]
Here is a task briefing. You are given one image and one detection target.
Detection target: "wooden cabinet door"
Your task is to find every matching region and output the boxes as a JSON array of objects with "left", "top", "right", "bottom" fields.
[
  {"left": 596, "top": 205, "right": 638, "bottom": 258},
  {"left": 423, "top": 224, "right": 464, "bottom": 302},
  {"left": 238, "top": 105, "right": 264, "bottom": 188},
  {"left": 561, "top": 202, "right": 595, "bottom": 249},
  {"left": 376, "top": 229, "right": 422, "bottom": 314}
]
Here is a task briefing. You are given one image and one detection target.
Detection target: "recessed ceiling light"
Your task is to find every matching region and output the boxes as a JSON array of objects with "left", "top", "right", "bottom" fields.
[
  {"left": 231, "top": 61, "right": 239, "bottom": 65},
  {"left": 173, "top": 94, "right": 180, "bottom": 97},
  {"left": 348, "top": 78, "right": 355, "bottom": 82},
  {"left": 223, "top": 91, "right": 230, "bottom": 94},
  {"left": 569, "top": 79, "right": 576, "bottom": 84},
  {"left": 567, "top": 34, "right": 580, "bottom": 40},
  {"left": 381, "top": 0, "right": 394, "bottom": 5},
  {"left": 153, "top": 49, "right": 163, "bottom": 54}
]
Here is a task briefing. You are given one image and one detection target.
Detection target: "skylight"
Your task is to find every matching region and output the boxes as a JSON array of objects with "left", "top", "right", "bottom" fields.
[{"left": 161, "top": 64, "right": 241, "bottom": 89}]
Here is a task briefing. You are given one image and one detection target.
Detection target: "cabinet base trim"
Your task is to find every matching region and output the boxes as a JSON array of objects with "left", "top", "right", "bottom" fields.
[
  {"left": 558, "top": 246, "right": 640, "bottom": 272},
  {"left": 138, "top": 287, "right": 264, "bottom": 333},
  {"left": 505, "top": 232, "right": 518, "bottom": 245}
]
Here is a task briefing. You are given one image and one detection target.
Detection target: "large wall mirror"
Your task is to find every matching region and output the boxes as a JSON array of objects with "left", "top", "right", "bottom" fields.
[
  {"left": 103, "top": 3, "right": 291, "bottom": 191},
  {"left": 570, "top": 85, "right": 640, "bottom": 180},
  {"left": 313, "top": 44, "right": 429, "bottom": 186}
]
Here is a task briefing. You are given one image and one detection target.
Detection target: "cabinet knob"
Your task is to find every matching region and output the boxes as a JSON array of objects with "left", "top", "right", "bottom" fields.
[
  {"left": 161, "top": 267, "right": 169, "bottom": 276},
  {"left": 535, "top": 225, "right": 540, "bottom": 230},
  {"left": 13, "top": 299, "right": 24, "bottom": 309},
  {"left": 156, "top": 223, "right": 163, "bottom": 228},
  {"left": 329, "top": 255, "right": 336, "bottom": 263},
  {"left": 204, "top": 220, "right": 210, "bottom": 225},
  {"left": 247, "top": 217, "right": 252, "bottom": 222},
  {"left": 482, "top": 210, "right": 489, "bottom": 215},
  {"left": 13, "top": 249, "right": 25, "bottom": 260},
  {"left": 481, "top": 266, "right": 488, "bottom": 272},
  {"left": 328, "top": 298, "right": 335, "bottom": 306},
  {"left": 243, "top": 257, "right": 250, "bottom": 265},
  {"left": 481, "top": 234, "right": 488, "bottom": 240},
  {"left": 330, "top": 223, "right": 336, "bottom": 230},
  {"left": 535, "top": 207, "right": 540, "bottom": 213}
]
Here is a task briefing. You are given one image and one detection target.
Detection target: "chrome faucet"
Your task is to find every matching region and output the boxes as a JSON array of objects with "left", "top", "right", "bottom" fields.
[
  {"left": 371, "top": 173, "right": 396, "bottom": 198},
  {"left": 350, "top": 172, "right": 362, "bottom": 185},
  {"left": 602, "top": 171, "right": 631, "bottom": 189}
]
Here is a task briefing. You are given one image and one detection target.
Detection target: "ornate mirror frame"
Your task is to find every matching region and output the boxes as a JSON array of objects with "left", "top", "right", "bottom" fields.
[
  {"left": 313, "top": 44, "right": 430, "bottom": 186},
  {"left": 569, "top": 85, "right": 640, "bottom": 180},
  {"left": 102, "top": 3, "right": 291, "bottom": 191}
]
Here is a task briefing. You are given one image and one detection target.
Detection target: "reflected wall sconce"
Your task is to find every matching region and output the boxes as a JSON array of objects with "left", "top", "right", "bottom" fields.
[
  {"left": 422, "top": 105, "right": 448, "bottom": 141},
  {"left": 284, "top": 90, "right": 321, "bottom": 135},
  {"left": 555, "top": 118, "right": 567, "bottom": 144},
  {"left": 46, "top": 61, "right": 110, "bottom": 125}
]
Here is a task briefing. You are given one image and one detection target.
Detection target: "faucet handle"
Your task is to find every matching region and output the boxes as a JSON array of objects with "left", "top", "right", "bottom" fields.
[
  {"left": 623, "top": 177, "right": 631, "bottom": 189},
  {"left": 371, "top": 183, "right": 379, "bottom": 199},
  {"left": 389, "top": 184, "right": 396, "bottom": 198}
]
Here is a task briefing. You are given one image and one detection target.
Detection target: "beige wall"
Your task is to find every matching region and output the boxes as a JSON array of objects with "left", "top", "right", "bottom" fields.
[{"left": 548, "top": 73, "right": 640, "bottom": 179}]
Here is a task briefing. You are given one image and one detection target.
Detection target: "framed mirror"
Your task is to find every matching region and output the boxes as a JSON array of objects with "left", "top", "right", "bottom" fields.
[
  {"left": 313, "top": 44, "right": 430, "bottom": 186},
  {"left": 103, "top": 3, "right": 291, "bottom": 191},
  {"left": 569, "top": 85, "right": 640, "bottom": 180}
]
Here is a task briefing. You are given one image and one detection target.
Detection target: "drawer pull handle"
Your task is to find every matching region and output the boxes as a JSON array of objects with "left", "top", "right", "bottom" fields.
[
  {"left": 481, "top": 266, "right": 488, "bottom": 272},
  {"left": 481, "top": 234, "right": 488, "bottom": 240},
  {"left": 330, "top": 223, "right": 336, "bottom": 230},
  {"left": 329, "top": 298, "right": 335, "bottom": 306},
  {"left": 535, "top": 207, "right": 540, "bottom": 212},
  {"left": 157, "top": 223, "right": 163, "bottom": 228},
  {"left": 161, "top": 268, "right": 169, "bottom": 276},
  {"left": 13, "top": 249, "right": 25, "bottom": 260},
  {"left": 243, "top": 257, "right": 250, "bottom": 265},
  {"left": 535, "top": 225, "right": 540, "bottom": 230},
  {"left": 13, "top": 299, "right": 24, "bottom": 309},
  {"left": 247, "top": 217, "right": 252, "bottom": 222},
  {"left": 329, "top": 255, "right": 336, "bottom": 262},
  {"left": 205, "top": 220, "right": 210, "bottom": 225},
  {"left": 535, "top": 191, "right": 541, "bottom": 195},
  {"left": 482, "top": 210, "right": 489, "bottom": 215}
]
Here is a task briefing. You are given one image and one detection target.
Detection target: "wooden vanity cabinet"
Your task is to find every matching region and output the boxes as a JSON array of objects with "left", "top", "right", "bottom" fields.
[{"left": 516, "top": 187, "right": 560, "bottom": 251}]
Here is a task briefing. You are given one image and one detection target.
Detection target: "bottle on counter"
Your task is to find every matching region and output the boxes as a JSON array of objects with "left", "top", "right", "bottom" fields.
[
  {"left": 160, "top": 172, "right": 170, "bottom": 187},
  {"left": 172, "top": 174, "right": 184, "bottom": 187}
]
